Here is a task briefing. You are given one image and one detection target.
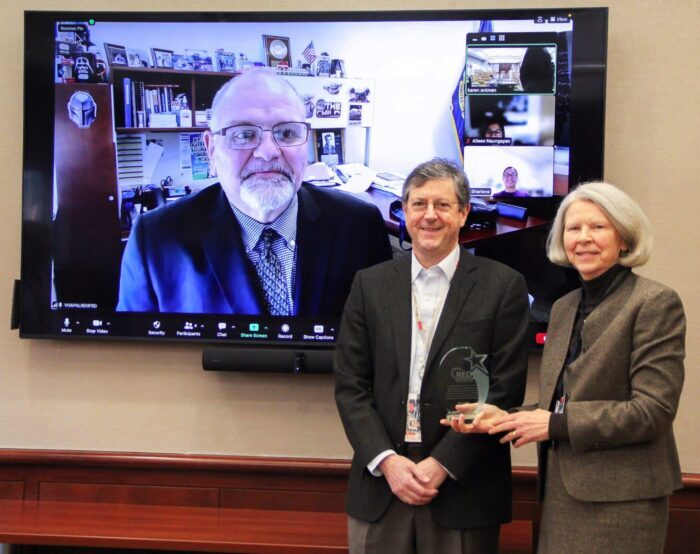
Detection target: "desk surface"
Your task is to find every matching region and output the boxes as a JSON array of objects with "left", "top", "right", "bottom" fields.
[
  {"left": 0, "top": 500, "right": 348, "bottom": 553},
  {"left": 353, "top": 188, "right": 548, "bottom": 247}
]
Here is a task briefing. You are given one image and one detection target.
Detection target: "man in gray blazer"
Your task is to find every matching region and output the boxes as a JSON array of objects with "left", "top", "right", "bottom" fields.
[{"left": 334, "top": 158, "right": 530, "bottom": 553}]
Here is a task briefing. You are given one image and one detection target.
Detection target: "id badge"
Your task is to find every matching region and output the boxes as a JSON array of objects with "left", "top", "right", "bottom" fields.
[
  {"left": 404, "top": 393, "right": 422, "bottom": 442},
  {"left": 554, "top": 393, "right": 568, "bottom": 414}
]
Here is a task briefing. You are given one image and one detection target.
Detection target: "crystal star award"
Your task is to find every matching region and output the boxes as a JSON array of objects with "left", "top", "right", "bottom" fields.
[{"left": 437, "top": 346, "right": 489, "bottom": 423}]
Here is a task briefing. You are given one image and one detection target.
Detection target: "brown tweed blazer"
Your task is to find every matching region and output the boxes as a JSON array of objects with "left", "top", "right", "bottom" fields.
[{"left": 537, "top": 272, "right": 685, "bottom": 502}]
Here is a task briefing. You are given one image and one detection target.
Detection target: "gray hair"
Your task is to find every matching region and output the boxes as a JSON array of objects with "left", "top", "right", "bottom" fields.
[
  {"left": 402, "top": 158, "right": 470, "bottom": 208},
  {"left": 209, "top": 67, "right": 304, "bottom": 131},
  {"left": 547, "top": 181, "right": 653, "bottom": 268}
]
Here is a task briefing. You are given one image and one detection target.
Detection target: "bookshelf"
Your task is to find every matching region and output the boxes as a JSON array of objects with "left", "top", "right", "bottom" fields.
[{"left": 110, "top": 65, "right": 234, "bottom": 132}]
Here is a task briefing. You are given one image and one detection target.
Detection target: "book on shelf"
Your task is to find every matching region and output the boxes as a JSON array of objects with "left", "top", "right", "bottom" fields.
[
  {"left": 145, "top": 84, "right": 180, "bottom": 114},
  {"left": 122, "top": 79, "right": 183, "bottom": 127},
  {"left": 123, "top": 77, "right": 133, "bottom": 127},
  {"left": 130, "top": 81, "right": 137, "bottom": 127},
  {"left": 121, "top": 79, "right": 146, "bottom": 128},
  {"left": 137, "top": 81, "right": 145, "bottom": 126}
]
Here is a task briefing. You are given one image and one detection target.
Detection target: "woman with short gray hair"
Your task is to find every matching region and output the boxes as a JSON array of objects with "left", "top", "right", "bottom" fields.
[{"left": 444, "top": 181, "right": 685, "bottom": 553}]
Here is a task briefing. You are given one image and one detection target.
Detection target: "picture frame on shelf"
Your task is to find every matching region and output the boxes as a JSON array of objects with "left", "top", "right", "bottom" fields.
[
  {"left": 314, "top": 129, "right": 344, "bottom": 167},
  {"left": 126, "top": 47, "right": 150, "bottom": 68},
  {"left": 104, "top": 43, "right": 128, "bottom": 66},
  {"left": 151, "top": 47, "right": 174, "bottom": 69},
  {"left": 172, "top": 53, "right": 194, "bottom": 71},
  {"left": 185, "top": 49, "right": 214, "bottom": 71},
  {"left": 215, "top": 49, "right": 237, "bottom": 73},
  {"left": 263, "top": 35, "right": 291, "bottom": 68}
]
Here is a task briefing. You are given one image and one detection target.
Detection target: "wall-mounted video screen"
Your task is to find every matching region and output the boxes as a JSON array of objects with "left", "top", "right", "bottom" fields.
[{"left": 20, "top": 9, "right": 607, "bottom": 361}]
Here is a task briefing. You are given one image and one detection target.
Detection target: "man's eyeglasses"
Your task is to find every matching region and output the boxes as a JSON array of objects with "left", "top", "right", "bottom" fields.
[
  {"left": 212, "top": 122, "right": 310, "bottom": 150},
  {"left": 408, "top": 199, "right": 461, "bottom": 213},
  {"left": 503, "top": 171, "right": 518, "bottom": 178}
]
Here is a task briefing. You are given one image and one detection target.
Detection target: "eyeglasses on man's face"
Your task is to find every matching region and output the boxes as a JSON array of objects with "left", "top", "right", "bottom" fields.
[
  {"left": 407, "top": 199, "right": 461, "bottom": 213},
  {"left": 212, "top": 122, "right": 310, "bottom": 150},
  {"left": 503, "top": 171, "right": 518, "bottom": 178}
]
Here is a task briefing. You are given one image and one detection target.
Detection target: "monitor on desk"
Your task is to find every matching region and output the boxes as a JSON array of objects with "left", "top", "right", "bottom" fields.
[{"left": 19, "top": 8, "right": 607, "bottom": 366}]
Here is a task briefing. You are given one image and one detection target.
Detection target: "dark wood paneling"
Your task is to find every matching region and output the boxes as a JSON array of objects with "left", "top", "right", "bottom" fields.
[
  {"left": 39, "top": 482, "right": 220, "bottom": 507},
  {"left": 0, "top": 480, "right": 23, "bottom": 500},
  {"left": 0, "top": 450, "right": 697, "bottom": 554},
  {"left": 511, "top": 501, "right": 540, "bottom": 522},
  {"left": 500, "top": 521, "right": 533, "bottom": 554},
  {"left": 0, "top": 500, "right": 347, "bottom": 553},
  {"left": 669, "top": 474, "right": 700, "bottom": 509},
  {"left": 221, "top": 488, "right": 345, "bottom": 512},
  {"left": 664, "top": 509, "right": 700, "bottom": 554}
]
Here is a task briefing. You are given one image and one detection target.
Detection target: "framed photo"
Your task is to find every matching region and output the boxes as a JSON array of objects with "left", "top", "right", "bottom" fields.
[
  {"left": 215, "top": 49, "right": 237, "bottom": 73},
  {"left": 126, "top": 48, "right": 150, "bottom": 68},
  {"left": 185, "top": 49, "right": 213, "bottom": 72},
  {"left": 263, "top": 35, "right": 291, "bottom": 68},
  {"left": 348, "top": 104, "right": 363, "bottom": 126},
  {"left": 104, "top": 43, "right": 128, "bottom": 66},
  {"left": 151, "top": 48, "right": 174, "bottom": 69},
  {"left": 314, "top": 129, "right": 344, "bottom": 167},
  {"left": 172, "top": 54, "right": 194, "bottom": 71}
]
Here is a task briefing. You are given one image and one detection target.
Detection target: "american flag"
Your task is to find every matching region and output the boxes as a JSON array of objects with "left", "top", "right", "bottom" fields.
[{"left": 302, "top": 41, "right": 317, "bottom": 64}]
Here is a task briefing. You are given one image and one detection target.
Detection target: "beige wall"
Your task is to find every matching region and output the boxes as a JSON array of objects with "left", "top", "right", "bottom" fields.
[{"left": 0, "top": 0, "right": 698, "bottom": 472}]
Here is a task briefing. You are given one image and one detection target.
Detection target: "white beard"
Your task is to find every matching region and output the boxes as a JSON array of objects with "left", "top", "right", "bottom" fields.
[{"left": 239, "top": 174, "right": 295, "bottom": 212}]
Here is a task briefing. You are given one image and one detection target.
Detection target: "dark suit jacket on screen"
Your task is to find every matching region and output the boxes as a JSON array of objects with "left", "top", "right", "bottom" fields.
[
  {"left": 536, "top": 272, "right": 685, "bottom": 502},
  {"left": 334, "top": 251, "right": 530, "bottom": 529},
  {"left": 117, "top": 183, "right": 392, "bottom": 315}
]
